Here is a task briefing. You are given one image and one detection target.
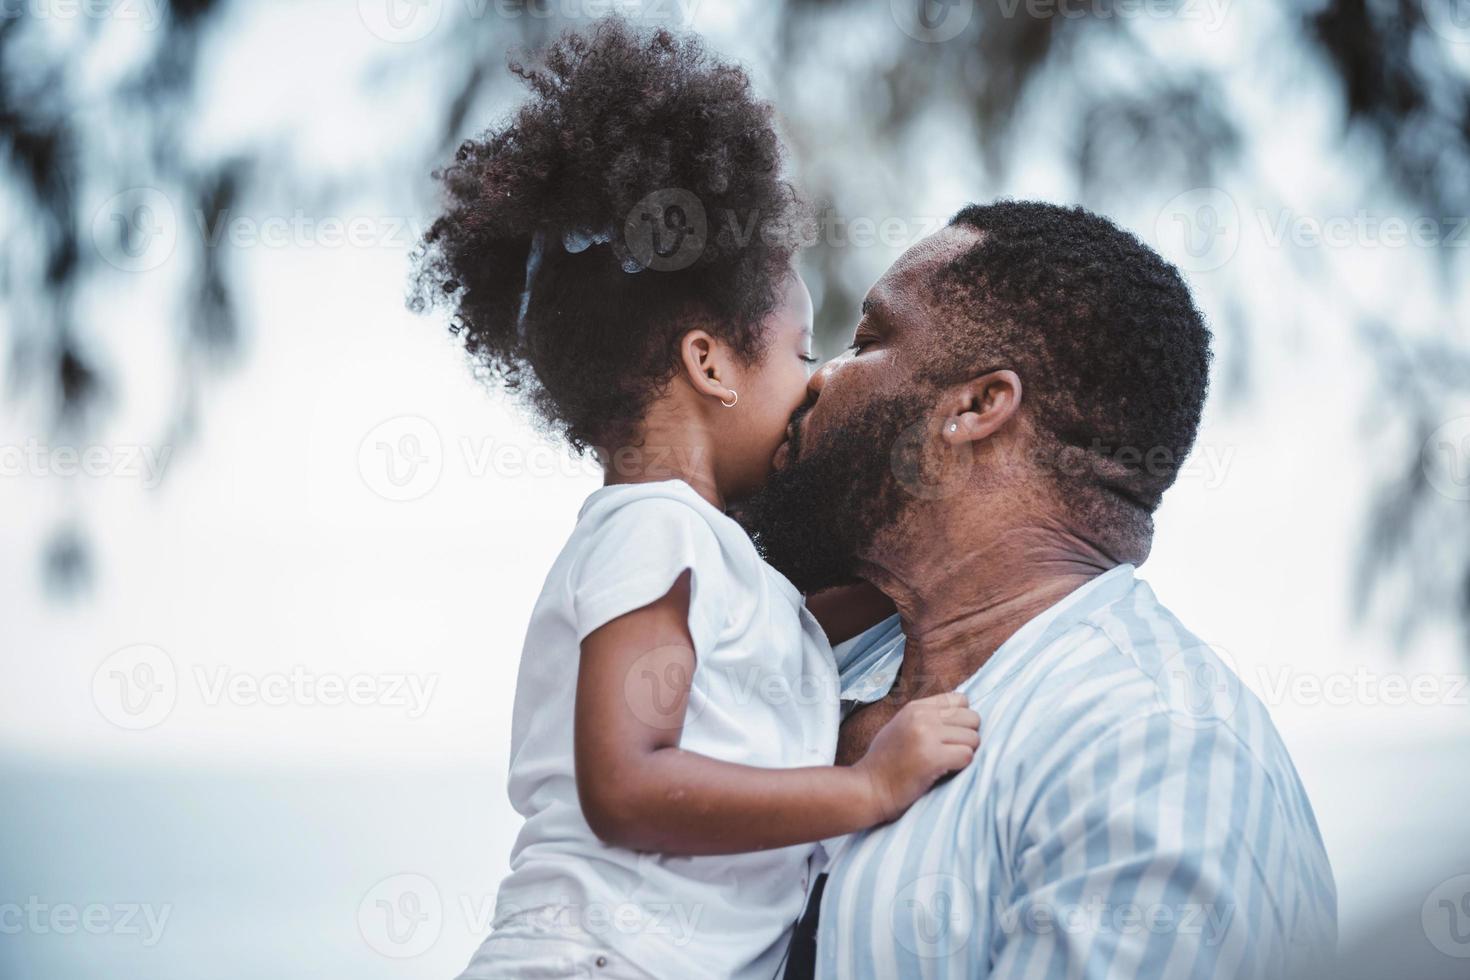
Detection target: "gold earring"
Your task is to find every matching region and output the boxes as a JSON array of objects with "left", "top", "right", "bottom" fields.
[{"left": 720, "top": 389, "right": 739, "bottom": 408}]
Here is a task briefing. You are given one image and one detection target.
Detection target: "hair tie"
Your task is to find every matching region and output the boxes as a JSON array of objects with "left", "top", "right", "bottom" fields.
[
  {"left": 518, "top": 222, "right": 650, "bottom": 340},
  {"left": 515, "top": 230, "right": 546, "bottom": 342},
  {"left": 562, "top": 226, "right": 612, "bottom": 253}
]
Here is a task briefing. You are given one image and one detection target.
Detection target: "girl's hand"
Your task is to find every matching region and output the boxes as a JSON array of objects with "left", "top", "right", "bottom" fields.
[{"left": 854, "top": 692, "right": 982, "bottom": 822}]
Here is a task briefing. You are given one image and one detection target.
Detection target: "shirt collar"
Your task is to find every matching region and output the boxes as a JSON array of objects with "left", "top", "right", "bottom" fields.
[
  {"left": 836, "top": 563, "right": 1138, "bottom": 708},
  {"left": 960, "top": 562, "right": 1137, "bottom": 699}
]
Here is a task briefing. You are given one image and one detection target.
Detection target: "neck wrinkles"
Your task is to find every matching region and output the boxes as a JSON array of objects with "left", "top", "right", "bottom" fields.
[{"left": 859, "top": 519, "right": 1118, "bottom": 692}]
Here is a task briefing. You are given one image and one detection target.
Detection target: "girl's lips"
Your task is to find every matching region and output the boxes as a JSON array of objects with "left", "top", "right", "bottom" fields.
[{"left": 771, "top": 438, "right": 791, "bottom": 471}]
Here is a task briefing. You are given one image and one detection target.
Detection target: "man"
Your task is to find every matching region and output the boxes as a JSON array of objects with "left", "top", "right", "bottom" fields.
[{"left": 741, "top": 201, "right": 1337, "bottom": 979}]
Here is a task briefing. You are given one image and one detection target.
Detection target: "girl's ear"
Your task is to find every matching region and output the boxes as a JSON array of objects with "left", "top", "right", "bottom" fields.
[{"left": 678, "top": 329, "right": 738, "bottom": 405}]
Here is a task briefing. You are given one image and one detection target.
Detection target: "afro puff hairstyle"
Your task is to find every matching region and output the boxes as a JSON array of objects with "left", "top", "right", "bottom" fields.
[{"left": 411, "top": 19, "right": 806, "bottom": 452}]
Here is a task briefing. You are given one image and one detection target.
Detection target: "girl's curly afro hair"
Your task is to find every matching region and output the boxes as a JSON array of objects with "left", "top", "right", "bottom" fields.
[{"left": 411, "top": 20, "right": 806, "bottom": 452}]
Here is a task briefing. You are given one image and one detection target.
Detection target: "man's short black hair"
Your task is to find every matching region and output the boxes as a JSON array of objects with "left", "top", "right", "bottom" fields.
[{"left": 933, "top": 201, "right": 1212, "bottom": 543}]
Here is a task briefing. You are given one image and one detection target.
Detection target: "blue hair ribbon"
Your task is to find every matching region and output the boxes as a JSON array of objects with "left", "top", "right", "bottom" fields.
[{"left": 515, "top": 230, "right": 546, "bottom": 342}]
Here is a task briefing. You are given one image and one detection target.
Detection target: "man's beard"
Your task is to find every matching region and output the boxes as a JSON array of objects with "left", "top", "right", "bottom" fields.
[{"left": 737, "top": 391, "right": 930, "bottom": 594}]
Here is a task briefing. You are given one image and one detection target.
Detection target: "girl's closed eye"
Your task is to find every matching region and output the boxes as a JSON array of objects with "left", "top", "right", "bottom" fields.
[{"left": 800, "top": 353, "right": 819, "bottom": 365}]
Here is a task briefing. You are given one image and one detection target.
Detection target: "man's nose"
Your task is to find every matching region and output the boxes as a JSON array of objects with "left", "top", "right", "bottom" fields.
[{"left": 808, "top": 356, "right": 840, "bottom": 399}]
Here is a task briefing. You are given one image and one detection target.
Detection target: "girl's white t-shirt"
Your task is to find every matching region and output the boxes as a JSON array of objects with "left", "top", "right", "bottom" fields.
[{"left": 488, "top": 479, "right": 841, "bottom": 980}]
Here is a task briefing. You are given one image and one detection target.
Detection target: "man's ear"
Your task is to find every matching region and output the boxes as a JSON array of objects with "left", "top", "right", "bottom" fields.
[
  {"left": 940, "top": 370, "right": 1022, "bottom": 446},
  {"left": 678, "top": 329, "right": 738, "bottom": 405}
]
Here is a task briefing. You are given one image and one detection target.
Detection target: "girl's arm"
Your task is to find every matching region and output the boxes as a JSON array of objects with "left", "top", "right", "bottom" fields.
[
  {"left": 804, "top": 580, "right": 898, "bottom": 645},
  {"left": 574, "top": 571, "right": 979, "bottom": 856}
]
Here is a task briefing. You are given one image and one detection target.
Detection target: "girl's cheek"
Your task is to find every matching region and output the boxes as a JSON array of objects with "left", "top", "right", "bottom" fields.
[{"left": 789, "top": 362, "right": 810, "bottom": 398}]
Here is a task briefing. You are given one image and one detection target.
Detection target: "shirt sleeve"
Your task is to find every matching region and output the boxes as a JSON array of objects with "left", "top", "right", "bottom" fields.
[
  {"left": 569, "top": 496, "right": 727, "bottom": 660},
  {"left": 989, "top": 710, "right": 1300, "bottom": 980}
]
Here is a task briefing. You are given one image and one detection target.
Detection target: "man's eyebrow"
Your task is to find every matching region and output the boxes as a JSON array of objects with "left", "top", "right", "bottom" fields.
[{"left": 859, "top": 293, "right": 890, "bottom": 325}]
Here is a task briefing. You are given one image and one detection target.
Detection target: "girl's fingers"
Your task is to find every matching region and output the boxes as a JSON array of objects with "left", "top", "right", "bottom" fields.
[
  {"left": 940, "top": 745, "right": 976, "bottom": 772},
  {"left": 942, "top": 728, "right": 981, "bottom": 749},
  {"left": 939, "top": 707, "right": 981, "bottom": 729},
  {"left": 914, "top": 692, "right": 981, "bottom": 728}
]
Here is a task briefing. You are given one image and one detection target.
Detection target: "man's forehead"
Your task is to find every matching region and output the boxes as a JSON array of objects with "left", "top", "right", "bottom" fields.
[{"left": 864, "top": 224, "right": 981, "bottom": 321}]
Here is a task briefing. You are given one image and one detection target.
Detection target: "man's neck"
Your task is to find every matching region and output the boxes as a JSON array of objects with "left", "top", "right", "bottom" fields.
[{"left": 861, "top": 522, "right": 1117, "bottom": 698}]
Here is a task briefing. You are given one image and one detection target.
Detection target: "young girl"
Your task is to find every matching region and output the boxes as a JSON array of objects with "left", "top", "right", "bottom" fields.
[{"left": 414, "top": 22, "right": 980, "bottom": 980}]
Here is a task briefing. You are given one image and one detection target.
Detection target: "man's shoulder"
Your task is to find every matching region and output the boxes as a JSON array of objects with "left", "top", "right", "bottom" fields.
[
  {"left": 962, "top": 578, "right": 1338, "bottom": 967},
  {"left": 996, "top": 579, "right": 1287, "bottom": 786}
]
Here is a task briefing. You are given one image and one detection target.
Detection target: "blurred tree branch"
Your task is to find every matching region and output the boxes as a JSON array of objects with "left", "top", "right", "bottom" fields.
[{"left": 2, "top": 0, "right": 1466, "bottom": 658}]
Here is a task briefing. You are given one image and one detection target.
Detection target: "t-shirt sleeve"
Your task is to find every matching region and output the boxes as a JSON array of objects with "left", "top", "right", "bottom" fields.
[{"left": 569, "top": 497, "right": 727, "bottom": 659}]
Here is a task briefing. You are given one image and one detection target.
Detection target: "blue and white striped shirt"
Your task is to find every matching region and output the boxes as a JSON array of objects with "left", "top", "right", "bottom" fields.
[{"left": 810, "top": 564, "right": 1337, "bottom": 979}]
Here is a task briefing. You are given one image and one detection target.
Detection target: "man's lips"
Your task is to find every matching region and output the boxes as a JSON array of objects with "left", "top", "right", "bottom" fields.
[
  {"left": 771, "top": 415, "right": 802, "bottom": 471},
  {"left": 772, "top": 404, "right": 811, "bottom": 472}
]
